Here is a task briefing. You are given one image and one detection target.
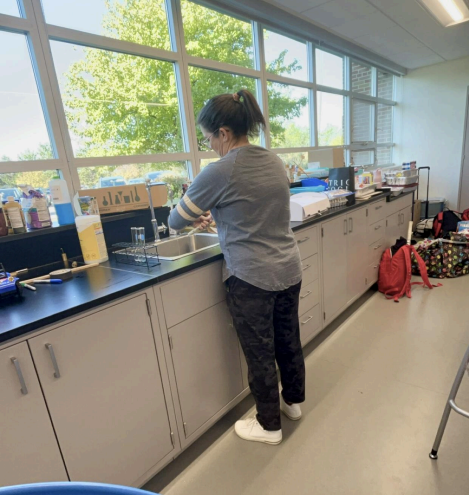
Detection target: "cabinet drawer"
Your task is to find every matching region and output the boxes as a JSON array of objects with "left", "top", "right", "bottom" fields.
[
  {"left": 298, "top": 279, "right": 320, "bottom": 318},
  {"left": 386, "top": 194, "right": 413, "bottom": 217},
  {"left": 301, "top": 254, "right": 318, "bottom": 287},
  {"left": 299, "top": 304, "right": 321, "bottom": 346},
  {"left": 368, "top": 219, "right": 386, "bottom": 245},
  {"left": 161, "top": 261, "right": 226, "bottom": 328},
  {"left": 367, "top": 199, "right": 386, "bottom": 225},
  {"left": 295, "top": 227, "right": 318, "bottom": 260},
  {"left": 369, "top": 238, "right": 385, "bottom": 266},
  {"left": 366, "top": 262, "right": 380, "bottom": 286}
]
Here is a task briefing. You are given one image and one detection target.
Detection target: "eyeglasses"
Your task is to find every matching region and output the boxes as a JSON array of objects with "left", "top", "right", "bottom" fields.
[{"left": 198, "top": 131, "right": 216, "bottom": 150}]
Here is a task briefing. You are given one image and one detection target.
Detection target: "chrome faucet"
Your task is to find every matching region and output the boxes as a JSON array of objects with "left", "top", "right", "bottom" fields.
[
  {"left": 167, "top": 188, "right": 180, "bottom": 238},
  {"left": 145, "top": 178, "right": 167, "bottom": 242}
]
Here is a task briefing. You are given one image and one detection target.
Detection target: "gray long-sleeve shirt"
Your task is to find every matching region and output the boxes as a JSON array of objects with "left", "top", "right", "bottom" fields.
[{"left": 169, "top": 144, "right": 302, "bottom": 291}]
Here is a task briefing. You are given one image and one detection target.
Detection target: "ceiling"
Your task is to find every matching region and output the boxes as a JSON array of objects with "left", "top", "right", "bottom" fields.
[{"left": 267, "top": 0, "right": 469, "bottom": 69}]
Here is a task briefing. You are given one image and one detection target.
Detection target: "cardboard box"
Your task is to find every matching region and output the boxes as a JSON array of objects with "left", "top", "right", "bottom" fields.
[
  {"left": 79, "top": 184, "right": 167, "bottom": 215},
  {"left": 308, "top": 148, "right": 345, "bottom": 168}
]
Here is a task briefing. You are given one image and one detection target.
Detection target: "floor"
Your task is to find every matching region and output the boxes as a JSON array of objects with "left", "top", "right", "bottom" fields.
[{"left": 144, "top": 276, "right": 469, "bottom": 495}]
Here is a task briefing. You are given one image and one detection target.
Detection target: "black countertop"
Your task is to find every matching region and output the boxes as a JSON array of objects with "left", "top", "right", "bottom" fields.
[
  {"left": 0, "top": 245, "right": 223, "bottom": 344},
  {"left": 1, "top": 190, "right": 413, "bottom": 345}
]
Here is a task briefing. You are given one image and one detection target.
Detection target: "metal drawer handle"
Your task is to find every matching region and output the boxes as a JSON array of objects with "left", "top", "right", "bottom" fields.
[
  {"left": 11, "top": 358, "right": 28, "bottom": 395},
  {"left": 349, "top": 217, "right": 353, "bottom": 233},
  {"left": 297, "top": 236, "right": 310, "bottom": 244},
  {"left": 374, "top": 265, "right": 378, "bottom": 269},
  {"left": 300, "top": 290, "right": 312, "bottom": 299},
  {"left": 374, "top": 225, "right": 382, "bottom": 230},
  {"left": 302, "top": 264, "right": 311, "bottom": 271},
  {"left": 374, "top": 245, "right": 382, "bottom": 250},
  {"left": 301, "top": 315, "right": 313, "bottom": 325},
  {"left": 375, "top": 205, "right": 382, "bottom": 210},
  {"left": 45, "top": 344, "right": 61, "bottom": 379}
]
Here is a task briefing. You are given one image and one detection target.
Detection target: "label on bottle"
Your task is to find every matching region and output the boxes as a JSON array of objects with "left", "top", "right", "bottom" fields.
[
  {"left": 6, "top": 207, "right": 24, "bottom": 229},
  {"left": 78, "top": 222, "right": 108, "bottom": 262},
  {"left": 50, "top": 184, "right": 64, "bottom": 203}
]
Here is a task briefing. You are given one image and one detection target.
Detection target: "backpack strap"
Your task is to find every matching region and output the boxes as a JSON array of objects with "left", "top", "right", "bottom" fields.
[
  {"left": 409, "top": 245, "right": 442, "bottom": 289},
  {"left": 434, "top": 212, "right": 444, "bottom": 238}
]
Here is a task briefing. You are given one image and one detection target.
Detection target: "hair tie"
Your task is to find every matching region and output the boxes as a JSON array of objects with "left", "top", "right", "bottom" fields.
[{"left": 232, "top": 92, "right": 240, "bottom": 102}]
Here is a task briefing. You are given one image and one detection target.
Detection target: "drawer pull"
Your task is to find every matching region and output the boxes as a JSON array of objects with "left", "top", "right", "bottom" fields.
[
  {"left": 302, "top": 264, "right": 311, "bottom": 271},
  {"left": 373, "top": 245, "right": 382, "bottom": 250},
  {"left": 374, "top": 225, "right": 382, "bottom": 230},
  {"left": 297, "top": 236, "right": 310, "bottom": 244},
  {"left": 300, "top": 290, "right": 312, "bottom": 299},
  {"left": 301, "top": 315, "right": 313, "bottom": 325},
  {"left": 11, "top": 358, "right": 28, "bottom": 395},
  {"left": 375, "top": 205, "right": 382, "bottom": 210},
  {"left": 45, "top": 344, "right": 61, "bottom": 379}
]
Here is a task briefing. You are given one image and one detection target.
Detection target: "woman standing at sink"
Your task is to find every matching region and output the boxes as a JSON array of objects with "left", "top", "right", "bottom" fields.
[{"left": 169, "top": 89, "right": 304, "bottom": 446}]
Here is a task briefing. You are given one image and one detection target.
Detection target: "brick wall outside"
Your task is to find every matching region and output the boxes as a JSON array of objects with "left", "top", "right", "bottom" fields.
[
  {"left": 351, "top": 63, "right": 395, "bottom": 165},
  {"left": 352, "top": 62, "right": 372, "bottom": 95}
]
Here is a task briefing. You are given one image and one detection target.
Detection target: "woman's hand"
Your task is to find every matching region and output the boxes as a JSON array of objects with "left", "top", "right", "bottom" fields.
[{"left": 192, "top": 213, "right": 213, "bottom": 230}]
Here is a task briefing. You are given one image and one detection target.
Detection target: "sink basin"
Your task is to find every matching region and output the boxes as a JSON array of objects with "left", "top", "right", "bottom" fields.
[{"left": 155, "top": 233, "right": 220, "bottom": 260}]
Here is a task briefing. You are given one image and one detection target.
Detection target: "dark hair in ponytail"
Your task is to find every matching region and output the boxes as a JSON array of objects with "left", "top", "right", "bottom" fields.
[{"left": 197, "top": 89, "right": 266, "bottom": 138}]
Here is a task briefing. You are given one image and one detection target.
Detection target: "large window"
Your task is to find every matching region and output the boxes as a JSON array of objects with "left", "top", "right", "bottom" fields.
[
  {"left": 267, "top": 83, "right": 309, "bottom": 148},
  {"left": 0, "top": 32, "right": 53, "bottom": 162},
  {"left": 0, "top": 1, "right": 19, "bottom": 16},
  {"left": 264, "top": 30, "right": 308, "bottom": 81},
  {"left": 351, "top": 61, "right": 372, "bottom": 96},
  {"left": 0, "top": 0, "right": 398, "bottom": 209},
  {"left": 316, "top": 49, "right": 344, "bottom": 89},
  {"left": 181, "top": 1, "right": 255, "bottom": 69},
  {"left": 352, "top": 99, "right": 374, "bottom": 143},
  {"left": 317, "top": 92, "right": 344, "bottom": 146},
  {"left": 42, "top": 0, "right": 172, "bottom": 51},
  {"left": 50, "top": 41, "right": 184, "bottom": 158}
]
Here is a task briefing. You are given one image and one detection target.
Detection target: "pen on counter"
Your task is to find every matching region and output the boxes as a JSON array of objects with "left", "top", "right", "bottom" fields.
[
  {"left": 20, "top": 283, "right": 36, "bottom": 291},
  {"left": 32, "top": 279, "right": 63, "bottom": 284}
]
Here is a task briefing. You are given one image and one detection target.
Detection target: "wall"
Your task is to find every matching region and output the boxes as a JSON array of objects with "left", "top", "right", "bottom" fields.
[{"left": 393, "top": 56, "right": 469, "bottom": 209}]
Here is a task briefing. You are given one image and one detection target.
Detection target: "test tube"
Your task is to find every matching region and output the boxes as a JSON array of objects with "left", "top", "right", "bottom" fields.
[
  {"left": 130, "top": 227, "right": 138, "bottom": 261},
  {"left": 131, "top": 227, "right": 138, "bottom": 246},
  {"left": 137, "top": 227, "right": 145, "bottom": 263}
]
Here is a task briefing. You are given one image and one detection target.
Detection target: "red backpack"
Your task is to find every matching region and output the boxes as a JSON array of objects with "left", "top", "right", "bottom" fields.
[{"left": 378, "top": 245, "right": 439, "bottom": 302}]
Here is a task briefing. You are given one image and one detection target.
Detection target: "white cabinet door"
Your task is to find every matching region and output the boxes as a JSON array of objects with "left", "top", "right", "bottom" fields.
[
  {"left": 0, "top": 343, "right": 67, "bottom": 487},
  {"left": 346, "top": 207, "right": 368, "bottom": 303},
  {"left": 385, "top": 211, "right": 401, "bottom": 248},
  {"left": 29, "top": 294, "right": 173, "bottom": 486},
  {"left": 168, "top": 302, "right": 243, "bottom": 439},
  {"left": 322, "top": 214, "right": 348, "bottom": 322},
  {"left": 401, "top": 205, "right": 413, "bottom": 239}
]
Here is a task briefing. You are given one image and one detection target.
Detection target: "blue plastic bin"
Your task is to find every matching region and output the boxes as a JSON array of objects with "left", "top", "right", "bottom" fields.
[
  {"left": 301, "top": 178, "right": 328, "bottom": 189},
  {"left": 290, "top": 186, "right": 326, "bottom": 194},
  {"left": 0, "top": 483, "right": 157, "bottom": 495}
]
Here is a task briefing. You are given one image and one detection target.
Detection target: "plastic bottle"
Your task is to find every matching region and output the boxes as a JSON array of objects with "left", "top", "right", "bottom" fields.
[
  {"left": 75, "top": 215, "right": 109, "bottom": 264},
  {"left": 0, "top": 206, "right": 8, "bottom": 236},
  {"left": 49, "top": 177, "right": 75, "bottom": 225},
  {"left": 3, "top": 197, "right": 27, "bottom": 234}
]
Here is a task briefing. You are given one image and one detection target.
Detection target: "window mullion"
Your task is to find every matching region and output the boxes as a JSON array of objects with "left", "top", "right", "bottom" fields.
[
  {"left": 254, "top": 22, "right": 271, "bottom": 150},
  {"left": 28, "top": 0, "right": 80, "bottom": 193},
  {"left": 167, "top": 0, "right": 199, "bottom": 179}
]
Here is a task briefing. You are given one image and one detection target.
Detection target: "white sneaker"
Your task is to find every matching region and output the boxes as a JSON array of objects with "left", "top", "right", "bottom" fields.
[
  {"left": 280, "top": 395, "right": 302, "bottom": 421},
  {"left": 234, "top": 418, "right": 282, "bottom": 445}
]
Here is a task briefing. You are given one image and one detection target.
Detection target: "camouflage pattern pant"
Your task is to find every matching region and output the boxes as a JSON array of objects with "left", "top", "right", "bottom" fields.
[{"left": 226, "top": 276, "right": 305, "bottom": 431}]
